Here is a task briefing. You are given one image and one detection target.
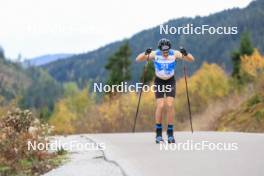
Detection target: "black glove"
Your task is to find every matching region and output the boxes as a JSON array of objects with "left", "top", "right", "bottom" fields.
[
  {"left": 145, "top": 48, "right": 152, "bottom": 55},
  {"left": 180, "top": 47, "right": 188, "bottom": 56}
]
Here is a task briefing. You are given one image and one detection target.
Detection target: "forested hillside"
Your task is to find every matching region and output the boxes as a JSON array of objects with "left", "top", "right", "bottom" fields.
[
  {"left": 0, "top": 51, "right": 62, "bottom": 119},
  {"left": 43, "top": 0, "right": 264, "bottom": 87},
  {"left": 0, "top": 54, "right": 31, "bottom": 102}
]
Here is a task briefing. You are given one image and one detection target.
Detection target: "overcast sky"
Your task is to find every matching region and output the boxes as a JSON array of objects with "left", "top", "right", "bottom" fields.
[{"left": 0, "top": 0, "right": 252, "bottom": 59}]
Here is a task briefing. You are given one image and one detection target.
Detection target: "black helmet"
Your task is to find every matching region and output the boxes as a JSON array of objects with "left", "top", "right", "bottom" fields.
[{"left": 158, "top": 38, "right": 171, "bottom": 51}]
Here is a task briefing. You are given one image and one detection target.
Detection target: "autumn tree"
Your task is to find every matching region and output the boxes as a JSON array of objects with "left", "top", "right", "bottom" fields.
[
  {"left": 175, "top": 63, "right": 230, "bottom": 119},
  {"left": 49, "top": 84, "right": 95, "bottom": 134},
  {"left": 241, "top": 49, "right": 264, "bottom": 78}
]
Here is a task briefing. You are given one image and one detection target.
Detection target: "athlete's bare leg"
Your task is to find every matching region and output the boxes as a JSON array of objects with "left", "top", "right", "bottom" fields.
[
  {"left": 166, "top": 97, "right": 175, "bottom": 125},
  {"left": 155, "top": 98, "right": 165, "bottom": 123}
]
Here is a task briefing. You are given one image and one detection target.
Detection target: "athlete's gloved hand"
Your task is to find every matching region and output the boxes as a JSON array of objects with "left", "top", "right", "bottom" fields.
[
  {"left": 180, "top": 47, "right": 188, "bottom": 56},
  {"left": 145, "top": 48, "right": 152, "bottom": 55}
]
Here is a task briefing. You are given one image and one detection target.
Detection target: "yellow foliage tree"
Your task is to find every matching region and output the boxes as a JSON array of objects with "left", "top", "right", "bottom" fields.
[
  {"left": 241, "top": 49, "right": 264, "bottom": 77},
  {"left": 49, "top": 99, "right": 77, "bottom": 134},
  {"left": 175, "top": 63, "right": 230, "bottom": 117},
  {"left": 49, "top": 88, "right": 94, "bottom": 134}
]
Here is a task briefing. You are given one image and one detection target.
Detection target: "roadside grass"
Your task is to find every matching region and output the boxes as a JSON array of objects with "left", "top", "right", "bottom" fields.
[
  {"left": 217, "top": 93, "right": 264, "bottom": 132},
  {"left": 0, "top": 151, "right": 68, "bottom": 176}
]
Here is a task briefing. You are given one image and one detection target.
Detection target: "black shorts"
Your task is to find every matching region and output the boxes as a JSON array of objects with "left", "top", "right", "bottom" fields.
[{"left": 154, "top": 76, "right": 176, "bottom": 99}]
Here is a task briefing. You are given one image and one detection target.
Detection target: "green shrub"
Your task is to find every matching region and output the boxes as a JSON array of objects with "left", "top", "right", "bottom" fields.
[
  {"left": 254, "top": 109, "right": 264, "bottom": 122},
  {"left": 247, "top": 94, "right": 262, "bottom": 107}
]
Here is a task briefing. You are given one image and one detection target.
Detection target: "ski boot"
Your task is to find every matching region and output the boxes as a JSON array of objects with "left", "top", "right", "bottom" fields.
[
  {"left": 167, "top": 125, "right": 175, "bottom": 143},
  {"left": 155, "top": 124, "right": 164, "bottom": 144}
]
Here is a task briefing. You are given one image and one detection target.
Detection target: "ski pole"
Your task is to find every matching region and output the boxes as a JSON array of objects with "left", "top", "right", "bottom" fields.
[
  {"left": 183, "top": 62, "right": 194, "bottom": 133},
  {"left": 132, "top": 54, "right": 150, "bottom": 133}
]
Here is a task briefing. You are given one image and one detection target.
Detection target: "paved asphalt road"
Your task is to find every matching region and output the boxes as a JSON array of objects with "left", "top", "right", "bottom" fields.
[{"left": 44, "top": 132, "right": 264, "bottom": 176}]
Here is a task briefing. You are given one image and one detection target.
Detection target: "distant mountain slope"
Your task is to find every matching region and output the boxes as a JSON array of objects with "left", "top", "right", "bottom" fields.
[
  {"left": 24, "top": 53, "right": 73, "bottom": 66},
  {"left": 0, "top": 56, "right": 31, "bottom": 101},
  {"left": 0, "top": 52, "right": 62, "bottom": 113},
  {"left": 43, "top": 0, "right": 264, "bottom": 87}
]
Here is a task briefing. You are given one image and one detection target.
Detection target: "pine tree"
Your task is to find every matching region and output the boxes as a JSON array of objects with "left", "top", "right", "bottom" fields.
[
  {"left": 141, "top": 61, "right": 155, "bottom": 83},
  {"left": 240, "top": 32, "right": 254, "bottom": 56},
  {"left": 231, "top": 50, "right": 241, "bottom": 79},
  {"left": 231, "top": 32, "right": 254, "bottom": 81},
  {"left": 105, "top": 41, "right": 132, "bottom": 90}
]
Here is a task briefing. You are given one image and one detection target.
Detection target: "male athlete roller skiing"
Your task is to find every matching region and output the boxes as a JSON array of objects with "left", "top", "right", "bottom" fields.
[{"left": 136, "top": 38, "right": 195, "bottom": 143}]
